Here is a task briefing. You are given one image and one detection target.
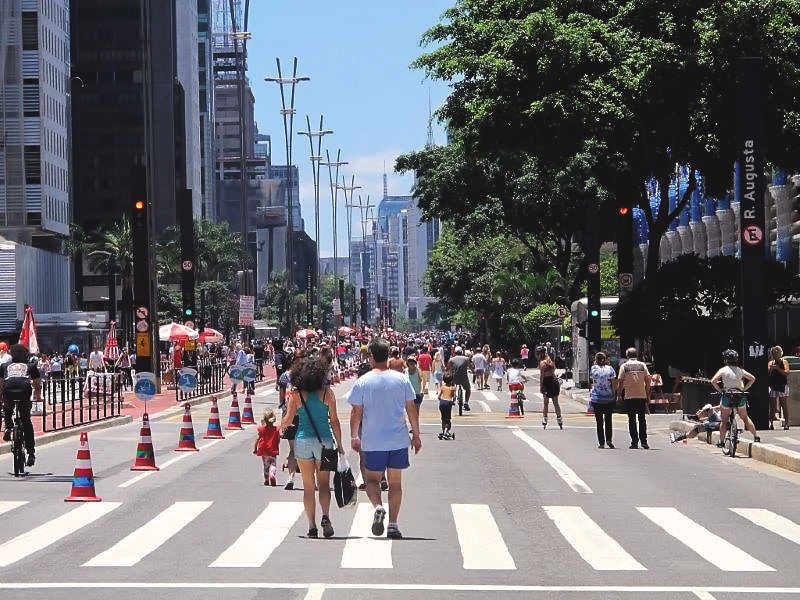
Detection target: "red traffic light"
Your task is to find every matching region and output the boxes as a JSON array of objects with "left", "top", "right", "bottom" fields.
[
  {"left": 134, "top": 200, "right": 145, "bottom": 210},
  {"left": 619, "top": 207, "right": 629, "bottom": 215}
]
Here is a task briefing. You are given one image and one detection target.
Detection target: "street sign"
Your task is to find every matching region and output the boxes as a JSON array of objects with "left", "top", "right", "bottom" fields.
[
  {"left": 239, "top": 295, "right": 254, "bottom": 326},
  {"left": 177, "top": 368, "right": 198, "bottom": 393},
  {"left": 133, "top": 372, "right": 157, "bottom": 402},
  {"left": 332, "top": 298, "right": 341, "bottom": 316},
  {"left": 555, "top": 306, "right": 568, "bottom": 319},
  {"left": 242, "top": 363, "right": 257, "bottom": 382},
  {"left": 229, "top": 365, "right": 244, "bottom": 383},
  {"left": 136, "top": 332, "right": 150, "bottom": 355}
]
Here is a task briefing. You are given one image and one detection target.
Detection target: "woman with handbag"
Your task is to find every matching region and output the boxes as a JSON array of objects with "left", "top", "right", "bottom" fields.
[{"left": 281, "top": 356, "right": 345, "bottom": 538}]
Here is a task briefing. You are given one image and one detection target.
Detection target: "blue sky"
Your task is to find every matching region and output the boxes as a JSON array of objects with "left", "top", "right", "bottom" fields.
[{"left": 246, "top": 1, "right": 453, "bottom": 257}]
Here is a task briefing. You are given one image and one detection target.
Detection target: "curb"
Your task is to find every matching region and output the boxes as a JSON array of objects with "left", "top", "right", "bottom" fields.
[
  {"left": 669, "top": 420, "right": 800, "bottom": 474},
  {"left": 1, "top": 415, "right": 134, "bottom": 456}
]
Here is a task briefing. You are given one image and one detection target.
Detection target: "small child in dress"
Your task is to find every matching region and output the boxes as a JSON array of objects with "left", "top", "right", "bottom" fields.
[
  {"left": 253, "top": 408, "right": 281, "bottom": 486},
  {"left": 437, "top": 374, "right": 456, "bottom": 440}
]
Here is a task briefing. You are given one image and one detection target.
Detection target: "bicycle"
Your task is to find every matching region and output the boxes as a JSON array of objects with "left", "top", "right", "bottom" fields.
[
  {"left": 4, "top": 399, "right": 29, "bottom": 477},
  {"left": 455, "top": 384, "right": 470, "bottom": 416},
  {"left": 718, "top": 390, "right": 747, "bottom": 458}
]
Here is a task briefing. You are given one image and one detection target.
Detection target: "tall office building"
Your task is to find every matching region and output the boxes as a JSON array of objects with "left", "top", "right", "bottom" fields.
[
  {"left": 70, "top": 0, "right": 202, "bottom": 316},
  {"left": 0, "top": 1, "right": 73, "bottom": 330}
]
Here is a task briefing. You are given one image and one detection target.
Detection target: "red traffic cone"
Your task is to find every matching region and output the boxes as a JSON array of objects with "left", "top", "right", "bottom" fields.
[
  {"left": 586, "top": 400, "right": 595, "bottom": 416},
  {"left": 175, "top": 403, "right": 199, "bottom": 452},
  {"left": 131, "top": 413, "right": 160, "bottom": 470},
  {"left": 241, "top": 393, "right": 255, "bottom": 425},
  {"left": 227, "top": 392, "right": 243, "bottom": 430},
  {"left": 505, "top": 384, "right": 524, "bottom": 418},
  {"left": 204, "top": 395, "right": 225, "bottom": 439},
  {"left": 65, "top": 431, "right": 102, "bottom": 502}
]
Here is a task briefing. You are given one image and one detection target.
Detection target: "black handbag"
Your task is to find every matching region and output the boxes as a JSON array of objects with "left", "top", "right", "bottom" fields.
[
  {"left": 334, "top": 457, "right": 358, "bottom": 508},
  {"left": 298, "top": 390, "right": 338, "bottom": 471}
]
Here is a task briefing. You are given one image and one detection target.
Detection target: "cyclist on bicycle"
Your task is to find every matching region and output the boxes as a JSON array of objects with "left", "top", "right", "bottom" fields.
[
  {"left": 709, "top": 349, "right": 759, "bottom": 445},
  {"left": 1, "top": 343, "right": 41, "bottom": 466},
  {"left": 447, "top": 347, "right": 471, "bottom": 412}
]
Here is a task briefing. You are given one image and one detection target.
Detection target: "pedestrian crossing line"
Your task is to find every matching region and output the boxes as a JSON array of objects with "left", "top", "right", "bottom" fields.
[
  {"left": 341, "top": 503, "right": 392, "bottom": 569},
  {"left": 542, "top": 506, "right": 646, "bottom": 571},
  {"left": 84, "top": 501, "right": 212, "bottom": 567},
  {"left": 511, "top": 428, "right": 593, "bottom": 493},
  {"left": 482, "top": 391, "right": 500, "bottom": 404},
  {"left": 0, "top": 502, "right": 121, "bottom": 568},
  {"left": 775, "top": 436, "right": 800, "bottom": 446},
  {"left": 731, "top": 508, "right": 800, "bottom": 546},
  {"left": 637, "top": 507, "right": 775, "bottom": 572},
  {"left": 474, "top": 399, "right": 491, "bottom": 413},
  {"left": 0, "top": 502, "right": 27, "bottom": 517},
  {"left": 451, "top": 504, "right": 515, "bottom": 570},
  {"left": 210, "top": 501, "right": 304, "bottom": 568}
]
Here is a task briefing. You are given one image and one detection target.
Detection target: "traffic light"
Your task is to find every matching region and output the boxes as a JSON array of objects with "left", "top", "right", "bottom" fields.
[{"left": 132, "top": 197, "right": 147, "bottom": 231}]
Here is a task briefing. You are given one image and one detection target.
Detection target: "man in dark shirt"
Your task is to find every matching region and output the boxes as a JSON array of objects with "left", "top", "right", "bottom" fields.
[
  {"left": 1, "top": 344, "right": 41, "bottom": 466},
  {"left": 447, "top": 346, "right": 471, "bottom": 411}
]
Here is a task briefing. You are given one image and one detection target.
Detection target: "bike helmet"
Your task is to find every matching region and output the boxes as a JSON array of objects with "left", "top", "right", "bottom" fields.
[
  {"left": 535, "top": 345, "right": 546, "bottom": 354},
  {"left": 722, "top": 349, "right": 738, "bottom": 362}
]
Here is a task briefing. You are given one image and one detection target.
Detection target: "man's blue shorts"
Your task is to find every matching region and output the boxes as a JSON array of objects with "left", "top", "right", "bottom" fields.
[{"left": 363, "top": 448, "right": 410, "bottom": 472}]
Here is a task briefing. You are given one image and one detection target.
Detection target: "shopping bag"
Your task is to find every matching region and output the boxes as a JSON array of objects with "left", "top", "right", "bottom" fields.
[{"left": 333, "top": 455, "right": 357, "bottom": 508}]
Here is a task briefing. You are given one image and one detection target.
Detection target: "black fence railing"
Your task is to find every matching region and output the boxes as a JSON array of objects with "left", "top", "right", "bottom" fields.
[
  {"left": 41, "top": 373, "right": 123, "bottom": 432},
  {"left": 159, "top": 357, "right": 228, "bottom": 403}
]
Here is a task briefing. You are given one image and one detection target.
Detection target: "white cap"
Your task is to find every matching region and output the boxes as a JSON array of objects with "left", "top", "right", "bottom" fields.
[{"left": 702, "top": 403, "right": 713, "bottom": 412}]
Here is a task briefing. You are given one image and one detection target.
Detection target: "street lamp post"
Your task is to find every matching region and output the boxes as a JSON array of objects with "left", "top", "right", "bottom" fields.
[
  {"left": 265, "top": 57, "right": 309, "bottom": 333},
  {"left": 297, "top": 116, "right": 333, "bottom": 328},
  {"left": 336, "top": 175, "right": 362, "bottom": 284},
  {"left": 320, "top": 150, "right": 348, "bottom": 279}
]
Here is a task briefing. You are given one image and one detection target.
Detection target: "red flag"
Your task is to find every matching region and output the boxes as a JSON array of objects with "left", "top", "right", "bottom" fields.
[{"left": 19, "top": 304, "right": 39, "bottom": 354}]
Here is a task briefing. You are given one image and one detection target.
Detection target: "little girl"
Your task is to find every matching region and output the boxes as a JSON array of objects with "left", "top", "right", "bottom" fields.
[
  {"left": 437, "top": 374, "right": 456, "bottom": 440},
  {"left": 253, "top": 408, "right": 281, "bottom": 486}
]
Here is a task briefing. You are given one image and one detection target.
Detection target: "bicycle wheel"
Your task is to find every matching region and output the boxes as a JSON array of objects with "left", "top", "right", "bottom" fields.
[
  {"left": 730, "top": 420, "right": 739, "bottom": 458},
  {"left": 12, "top": 424, "right": 26, "bottom": 476}
]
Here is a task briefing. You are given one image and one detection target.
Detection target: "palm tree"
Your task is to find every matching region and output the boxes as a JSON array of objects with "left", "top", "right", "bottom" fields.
[
  {"left": 84, "top": 217, "right": 134, "bottom": 347},
  {"left": 263, "top": 270, "right": 296, "bottom": 336}
]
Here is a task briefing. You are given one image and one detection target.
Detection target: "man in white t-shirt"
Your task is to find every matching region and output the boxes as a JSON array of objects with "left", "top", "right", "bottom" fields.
[
  {"left": 349, "top": 339, "right": 422, "bottom": 540},
  {"left": 88, "top": 346, "right": 105, "bottom": 371}
]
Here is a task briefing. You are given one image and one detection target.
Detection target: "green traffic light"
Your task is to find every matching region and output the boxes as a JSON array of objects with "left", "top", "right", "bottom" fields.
[
  {"left": 590, "top": 310, "right": 599, "bottom": 317},
  {"left": 185, "top": 308, "right": 193, "bottom": 316}
]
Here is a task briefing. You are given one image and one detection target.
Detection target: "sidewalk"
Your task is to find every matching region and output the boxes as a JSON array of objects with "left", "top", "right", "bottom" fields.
[
  {"left": 563, "top": 383, "right": 800, "bottom": 474},
  {"left": 0, "top": 366, "right": 278, "bottom": 456}
]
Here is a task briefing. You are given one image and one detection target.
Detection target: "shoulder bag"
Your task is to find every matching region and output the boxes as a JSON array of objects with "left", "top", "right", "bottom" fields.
[{"left": 298, "top": 390, "right": 338, "bottom": 471}]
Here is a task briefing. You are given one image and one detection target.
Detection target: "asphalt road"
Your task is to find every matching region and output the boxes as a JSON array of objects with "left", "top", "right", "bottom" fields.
[{"left": 1, "top": 374, "right": 800, "bottom": 600}]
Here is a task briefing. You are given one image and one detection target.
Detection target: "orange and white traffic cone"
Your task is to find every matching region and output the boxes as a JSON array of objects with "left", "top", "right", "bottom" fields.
[
  {"left": 505, "top": 385, "right": 524, "bottom": 418},
  {"left": 175, "top": 403, "right": 199, "bottom": 452},
  {"left": 65, "top": 431, "right": 102, "bottom": 502},
  {"left": 227, "top": 392, "right": 243, "bottom": 430},
  {"left": 204, "top": 395, "right": 225, "bottom": 439},
  {"left": 586, "top": 400, "right": 595, "bottom": 416},
  {"left": 241, "top": 392, "right": 255, "bottom": 425},
  {"left": 131, "top": 412, "right": 159, "bottom": 470}
]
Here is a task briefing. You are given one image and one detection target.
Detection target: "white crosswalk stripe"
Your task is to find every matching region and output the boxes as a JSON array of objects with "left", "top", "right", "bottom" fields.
[
  {"left": 731, "top": 508, "right": 800, "bottom": 546},
  {"left": 341, "top": 503, "right": 392, "bottom": 568},
  {"left": 543, "top": 506, "right": 645, "bottom": 571},
  {"left": 85, "top": 501, "right": 212, "bottom": 566},
  {"left": 0, "top": 502, "right": 27, "bottom": 517},
  {"left": 0, "top": 503, "right": 121, "bottom": 567},
  {"left": 638, "top": 507, "right": 774, "bottom": 571},
  {"left": 0, "top": 499, "right": 798, "bottom": 573},
  {"left": 211, "top": 501, "right": 304, "bottom": 567},
  {"left": 452, "top": 504, "right": 515, "bottom": 569}
]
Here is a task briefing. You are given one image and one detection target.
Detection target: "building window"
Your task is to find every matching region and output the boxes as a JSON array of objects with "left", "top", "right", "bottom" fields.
[
  {"left": 22, "top": 12, "right": 38, "bottom": 51},
  {"left": 24, "top": 146, "right": 41, "bottom": 184}
]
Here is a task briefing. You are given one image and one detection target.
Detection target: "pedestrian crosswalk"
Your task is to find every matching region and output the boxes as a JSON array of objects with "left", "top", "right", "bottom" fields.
[{"left": 0, "top": 499, "right": 798, "bottom": 574}]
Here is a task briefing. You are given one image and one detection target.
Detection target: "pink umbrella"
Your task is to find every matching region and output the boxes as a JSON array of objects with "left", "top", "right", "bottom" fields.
[
  {"left": 159, "top": 322, "right": 199, "bottom": 342},
  {"left": 104, "top": 321, "right": 120, "bottom": 362},
  {"left": 197, "top": 327, "right": 224, "bottom": 344},
  {"left": 295, "top": 328, "right": 316, "bottom": 339},
  {"left": 19, "top": 304, "right": 39, "bottom": 354}
]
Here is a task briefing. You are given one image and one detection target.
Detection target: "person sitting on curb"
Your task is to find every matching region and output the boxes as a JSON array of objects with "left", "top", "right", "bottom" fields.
[{"left": 670, "top": 403, "right": 721, "bottom": 444}]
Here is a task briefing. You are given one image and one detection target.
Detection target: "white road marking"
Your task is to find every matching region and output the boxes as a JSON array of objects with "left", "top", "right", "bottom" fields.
[
  {"left": 693, "top": 592, "right": 718, "bottom": 600},
  {"left": 775, "top": 436, "right": 800, "bottom": 445},
  {"left": 84, "top": 501, "right": 212, "bottom": 567},
  {"left": 638, "top": 507, "right": 774, "bottom": 571},
  {"left": 0, "top": 503, "right": 121, "bottom": 567},
  {"left": 474, "top": 399, "right": 491, "bottom": 412},
  {"left": 303, "top": 583, "right": 326, "bottom": 600},
  {"left": 118, "top": 430, "right": 239, "bottom": 488},
  {"left": 210, "top": 501, "right": 304, "bottom": 567},
  {"left": 543, "top": 506, "right": 645, "bottom": 571},
  {"left": 731, "top": 508, "right": 800, "bottom": 545},
  {"left": 0, "top": 501, "right": 27, "bottom": 516},
  {"left": 341, "top": 502, "right": 392, "bottom": 568},
  {"left": 511, "top": 428, "right": 592, "bottom": 493},
  {"left": 451, "top": 504, "right": 515, "bottom": 570},
  {"left": 481, "top": 391, "right": 500, "bottom": 403}
]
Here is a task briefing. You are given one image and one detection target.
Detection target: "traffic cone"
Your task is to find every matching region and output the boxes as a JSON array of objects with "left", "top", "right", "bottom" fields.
[
  {"left": 505, "top": 385, "right": 524, "bottom": 418},
  {"left": 586, "top": 400, "right": 595, "bottom": 416},
  {"left": 131, "top": 413, "right": 159, "bottom": 470},
  {"left": 227, "top": 392, "right": 243, "bottom": 430},
  {"left": 175, "top": 403, "right": 199, "bottom": 452},
  {"left": 65, "top": 431, "right": 102, "bottom": 502},
  {"left": 204, "top": 395, "right": 225, "bottom": 439},
  {"left": 241, "top": 392, "right": 255, "bottom": 425}
]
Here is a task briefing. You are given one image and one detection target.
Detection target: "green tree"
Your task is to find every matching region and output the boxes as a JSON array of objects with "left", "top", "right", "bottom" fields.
[{"left": 263, "top": 270, "right": 296, "bottom": 337}]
